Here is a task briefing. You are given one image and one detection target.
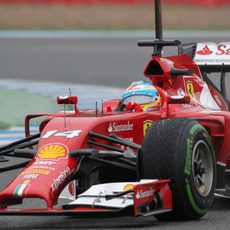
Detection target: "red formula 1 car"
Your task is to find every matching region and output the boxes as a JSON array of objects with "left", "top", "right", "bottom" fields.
[{"left": 0, "top": 0, "right": 230, "bottom": 221}]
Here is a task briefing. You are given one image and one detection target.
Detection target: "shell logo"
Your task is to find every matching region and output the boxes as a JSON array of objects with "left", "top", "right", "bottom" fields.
[
  {"left": 37, "top": 144, "right": 68, "bottom": 160},
  {"left": 123, "top": 184, "right": 134, "bottom": 191}
]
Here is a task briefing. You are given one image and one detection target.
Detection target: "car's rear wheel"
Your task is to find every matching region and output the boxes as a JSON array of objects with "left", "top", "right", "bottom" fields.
[{"left": 138, "top": 118, "right": 216, "bottom": 220}]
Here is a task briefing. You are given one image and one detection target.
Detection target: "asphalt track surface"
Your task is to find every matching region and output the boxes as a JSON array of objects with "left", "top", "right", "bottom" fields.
[
  {"left": 1, "top": 31, "right": 230, "bottom": 88},
  {"left": 1, "top": 31, "right": 230, "bottom": 229}
]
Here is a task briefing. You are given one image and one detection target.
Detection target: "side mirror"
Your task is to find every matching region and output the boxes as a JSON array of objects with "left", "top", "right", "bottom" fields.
[
  {"left": 57, "top": 96, "right": 78, "bottom": 105},
  {"left": 57, "top": 96, "right": 78, "bottom": 113}
]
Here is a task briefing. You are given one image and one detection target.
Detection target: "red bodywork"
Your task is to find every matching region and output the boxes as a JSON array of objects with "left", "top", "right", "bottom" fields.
[{"left": 0, "top": 53, "right": 229, "bottom": 215}]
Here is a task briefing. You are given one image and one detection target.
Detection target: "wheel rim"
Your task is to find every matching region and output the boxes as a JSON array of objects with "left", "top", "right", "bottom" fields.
[{"left": 192, "top": 140, "right": 213, "bottom": 197}]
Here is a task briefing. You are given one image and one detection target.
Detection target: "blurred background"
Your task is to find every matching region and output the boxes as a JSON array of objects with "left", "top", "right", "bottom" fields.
[
  {"left": 1, "top": 0, "right": 230, "bottom": 30},
  {"left": 0, "top": 0, "right": 230, "bottom": 142}
]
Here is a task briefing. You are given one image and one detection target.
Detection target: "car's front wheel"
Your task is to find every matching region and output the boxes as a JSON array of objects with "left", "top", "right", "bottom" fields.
[{"left": 138, "top": 118, "right": 216, "bottom": 220}]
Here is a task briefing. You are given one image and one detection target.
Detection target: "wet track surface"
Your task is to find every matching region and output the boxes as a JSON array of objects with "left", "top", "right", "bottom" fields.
[{"left": 1, "top": 32, "right": 230, "bottom": 229}]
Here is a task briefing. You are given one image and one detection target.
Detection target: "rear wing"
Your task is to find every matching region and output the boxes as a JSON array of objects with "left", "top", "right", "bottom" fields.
[
  {"left": 179, "top": 42, "right": 230, "bottom": 99},
  {"left": 179, "top": 42, "right": 230, "bottom": 73}
]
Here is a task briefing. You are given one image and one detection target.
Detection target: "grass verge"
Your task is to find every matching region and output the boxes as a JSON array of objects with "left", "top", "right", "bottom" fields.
[{"left": 0, "top": 88, "right": 58, "bottom": 128}]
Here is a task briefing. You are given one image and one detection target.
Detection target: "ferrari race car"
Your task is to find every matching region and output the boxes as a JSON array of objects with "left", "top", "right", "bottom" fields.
[{"left": 1, "top": 0, "right": 230, "bottom": 221}]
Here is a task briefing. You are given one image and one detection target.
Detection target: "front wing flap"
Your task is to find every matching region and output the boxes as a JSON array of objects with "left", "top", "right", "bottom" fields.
[{"left": 0, "top": 179, "right": 172, "bottom": 216}]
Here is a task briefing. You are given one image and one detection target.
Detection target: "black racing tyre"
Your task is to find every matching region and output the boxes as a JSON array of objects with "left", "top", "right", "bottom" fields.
[{"left": 138, "top": 118, "right": 216, "bottom": 221}]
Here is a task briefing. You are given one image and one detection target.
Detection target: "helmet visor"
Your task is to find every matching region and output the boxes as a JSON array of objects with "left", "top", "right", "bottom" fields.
[{"left": 123, "top": 95, "right": 157, "bottom": 105}]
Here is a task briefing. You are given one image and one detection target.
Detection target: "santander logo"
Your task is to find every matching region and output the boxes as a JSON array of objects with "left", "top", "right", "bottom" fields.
[
  {"left": 197, "top": 45, "right": 213, "bottom": 55},
  {"left": 108, "top": 121, "right": 134, "bottom": 133}
]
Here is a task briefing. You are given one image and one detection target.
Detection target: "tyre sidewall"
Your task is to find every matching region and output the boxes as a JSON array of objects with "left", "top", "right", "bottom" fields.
[{"left": 180, "top": 122, "right": 216, "bottom": 215}]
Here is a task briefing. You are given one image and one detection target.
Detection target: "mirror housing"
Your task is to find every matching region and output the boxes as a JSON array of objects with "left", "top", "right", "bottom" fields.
[
  {"left": 57, "top": 96, "right": 78, "bottom": 105},
  {"left": 57, "top": 96, "right": 78, "bottom": 113}
]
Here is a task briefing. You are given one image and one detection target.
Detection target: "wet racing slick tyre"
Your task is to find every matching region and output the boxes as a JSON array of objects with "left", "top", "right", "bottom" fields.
[{"left": 139, "top": 118, "right": 216, "bottom": 221}]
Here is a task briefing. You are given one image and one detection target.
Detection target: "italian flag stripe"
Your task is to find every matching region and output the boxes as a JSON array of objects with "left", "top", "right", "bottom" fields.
[{"left": 13, "top": 184, "right": 28, "bottom": 196}]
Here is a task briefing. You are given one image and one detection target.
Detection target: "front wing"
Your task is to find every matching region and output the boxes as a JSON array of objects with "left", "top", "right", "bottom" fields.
[{"left": 0, "top": 180, "right": 172, "bottom": 217}]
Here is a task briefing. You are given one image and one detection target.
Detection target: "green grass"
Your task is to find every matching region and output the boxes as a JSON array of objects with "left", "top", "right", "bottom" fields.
[
  {"left": 0, "top": 121, "right": 10, "bottom": 130},
  {"left": 0, "top": 88, "right": 58, "bottom": 128}
]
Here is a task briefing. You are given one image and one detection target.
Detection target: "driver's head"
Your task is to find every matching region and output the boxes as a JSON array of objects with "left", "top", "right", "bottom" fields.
[{"left": 122, "top": 81, "right": 161, "bottom": 112}]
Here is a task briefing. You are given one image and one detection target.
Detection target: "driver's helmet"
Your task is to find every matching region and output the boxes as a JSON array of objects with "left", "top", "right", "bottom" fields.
[{"left": 122, "top": 81, "right": 161, "bottom": 111}]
